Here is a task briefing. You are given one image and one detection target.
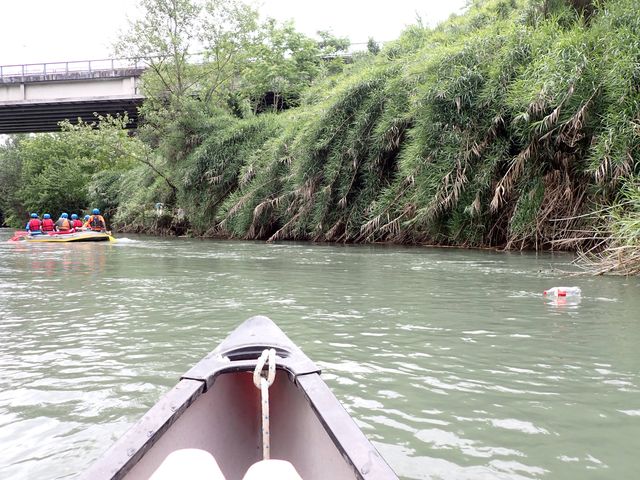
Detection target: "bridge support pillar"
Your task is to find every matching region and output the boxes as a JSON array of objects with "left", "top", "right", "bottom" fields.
[{"left": 19, "top": 83, "right": 25, "bottom": 100}]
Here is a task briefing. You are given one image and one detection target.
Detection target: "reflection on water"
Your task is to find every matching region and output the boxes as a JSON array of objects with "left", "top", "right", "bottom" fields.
[{"left": 0, "top": 229, "right": 639, "bottom": 479}]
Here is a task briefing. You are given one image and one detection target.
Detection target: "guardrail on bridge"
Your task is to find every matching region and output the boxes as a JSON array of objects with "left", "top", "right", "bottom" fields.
[{"left": 0, "top": 58, "right": 145, "bottom": 81}]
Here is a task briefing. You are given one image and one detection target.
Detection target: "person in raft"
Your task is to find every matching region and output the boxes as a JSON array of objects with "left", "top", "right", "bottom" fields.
[
  {"left": 26, "top": 213, "right": 43, "bottom": 235},
  {"left": 70, "top": 214, "right": 83, "bottom": 230},
  {"left": 41, "top": 213, "right": 55, "bottom": 233},
  {"left": 55, "top": 213, "right": 73, "bottom": 232},
  {"left": 84, "top": 208, "right": 106, "bottom": 232}
]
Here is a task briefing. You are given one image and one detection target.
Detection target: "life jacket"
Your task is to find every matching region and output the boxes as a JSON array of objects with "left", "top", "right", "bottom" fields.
[
  {"left": 28, "top": 218, "right": 42, "bottom": 231},
  {"left": 89, "top": 215, "right": 106, "bottom": 231},
  {"left": 72, "top": 219, "right": 83, "bottom": 228},
  {"left": 42, "top": 218, "right": 55, "bottom": 231},
  {"left": 57, "top": 218, "right": 72, "bottom": 231}
]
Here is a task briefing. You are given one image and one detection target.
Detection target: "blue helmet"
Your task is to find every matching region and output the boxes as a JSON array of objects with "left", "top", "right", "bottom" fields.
[
  {"left": 71, "top": 214, "right": 78, "bottom": 220},
  {"left": 84, "top": 215, "right": 90, "bottom": 221},
  {"left": 92, "top": 208, "right": 100, "bottom": 215},
  {"left": 61, "top": 213, "right": 68, "bottom": 218},
  {"left": 43, "top": 213, "right": 51, "bottom": 219},
  {"left": 30, "top": 213, "right": 38, "bottom": 218}
]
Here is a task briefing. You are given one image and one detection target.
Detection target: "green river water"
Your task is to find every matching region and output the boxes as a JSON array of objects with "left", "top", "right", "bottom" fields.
[{"left": 0, "top": 228, "right": 638, "bottom": 479}]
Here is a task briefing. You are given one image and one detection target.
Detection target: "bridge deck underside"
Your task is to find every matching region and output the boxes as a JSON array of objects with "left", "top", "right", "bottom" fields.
[{"left": 0, "top": 97, "right": 143, "bottom": 133}]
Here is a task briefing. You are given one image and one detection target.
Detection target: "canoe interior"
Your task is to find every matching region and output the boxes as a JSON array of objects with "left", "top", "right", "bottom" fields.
[{"left": 123, "top": 371, "right": 356, "bottom": 480}]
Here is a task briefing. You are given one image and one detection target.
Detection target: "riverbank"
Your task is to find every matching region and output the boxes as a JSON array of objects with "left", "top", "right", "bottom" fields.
[
  {"left": 112, "top": 193, "right": 639, "bottom": 276},
  {"left": 111, "top": 1, "right": 638, "bottom": 259}
]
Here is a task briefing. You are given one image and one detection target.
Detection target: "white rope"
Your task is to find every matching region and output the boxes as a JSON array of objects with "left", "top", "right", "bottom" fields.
[
  {"left": 253, "top": 348, "right": 276, "bottom": 388},
  {"left": 253, "top": 348, "right": 276, "bottom": 460}
]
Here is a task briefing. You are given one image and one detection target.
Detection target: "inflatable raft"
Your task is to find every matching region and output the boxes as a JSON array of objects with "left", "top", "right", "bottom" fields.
[
  {"left": 9, "top": 231, "right": 115, "bottom": 243},
  {"left": 82, "top": 316, "right": 398, "bottom": 480}
]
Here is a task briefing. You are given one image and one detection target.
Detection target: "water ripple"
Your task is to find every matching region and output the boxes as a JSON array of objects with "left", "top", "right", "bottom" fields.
[{"left": 0, "top": 231, "right": 639, "bottom": 479}]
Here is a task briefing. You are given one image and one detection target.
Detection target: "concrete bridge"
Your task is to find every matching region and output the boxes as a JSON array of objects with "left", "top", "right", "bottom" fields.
[{"left": 0, "top": 59, "right": 145, "bottom": 134}]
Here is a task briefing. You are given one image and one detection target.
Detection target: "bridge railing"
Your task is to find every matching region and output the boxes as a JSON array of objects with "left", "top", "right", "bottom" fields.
[
  {"left": 0, "top": 43, "right": 383, "bottom": 80},
  {"left": 0, "top": 58, "right": 145, "bottom": 80}
]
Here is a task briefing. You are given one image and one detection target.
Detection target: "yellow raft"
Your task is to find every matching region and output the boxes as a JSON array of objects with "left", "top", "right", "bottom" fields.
[{"left": 15, "top": 231, "right": 116, "bottom": 243}]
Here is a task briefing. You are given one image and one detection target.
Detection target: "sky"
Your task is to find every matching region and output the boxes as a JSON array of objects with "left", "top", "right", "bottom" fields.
[{"left": 0, "top": 0, "right": 467, "bottom": 66}]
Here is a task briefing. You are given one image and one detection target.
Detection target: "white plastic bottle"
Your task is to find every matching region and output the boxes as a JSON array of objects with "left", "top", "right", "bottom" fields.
[{"left": 543, "top": 286, "right": 582, "bottom": 297}]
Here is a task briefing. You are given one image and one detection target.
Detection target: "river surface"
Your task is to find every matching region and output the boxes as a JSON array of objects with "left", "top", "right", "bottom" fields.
[{"left": 0, "top": 228, "right": 638, "bottom": 479}]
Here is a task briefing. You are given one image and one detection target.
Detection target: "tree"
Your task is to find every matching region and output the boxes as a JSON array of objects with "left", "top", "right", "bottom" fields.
[
  {"left": 116, "top": 0, "right": 201, "bottom": 169},
  {"left": 316, "top": 30, "right": 351, "bottom": 75},
  {"left": 115, "top": 0, "right": 266, "bottom": 164},
  {"left": 316, "top": 30, "right": 350, "bottom": 57},
  {"left": 242, "top": 19, "right": 322, "bottom": 112},
  {"left": 116, "top": 0, "right": 265, "bottom": 109},
  {"left": 0, "top": 116, "right": 143, "bottom": 226},
  {"left": 0, "top": 136, "right": 25, "bottom": 226},
  {"left": 198, "top": 0, "right": 261, "bottom": 107},
  {"left": 115, "top": 0, "right": 201, "bottom": 104},
  {"left": 367, "top": 37, "right": 381, "bottom": 55}
]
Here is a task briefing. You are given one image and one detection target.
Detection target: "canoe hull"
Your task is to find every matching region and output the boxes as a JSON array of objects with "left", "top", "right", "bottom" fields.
[{"left": 82, "top": 316, "right": 397, "bottom": 480}]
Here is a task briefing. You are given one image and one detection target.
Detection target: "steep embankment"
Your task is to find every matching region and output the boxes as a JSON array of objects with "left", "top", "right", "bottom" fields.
[{"left": 116, "top": 0, "right": 639, "bottom": 257}]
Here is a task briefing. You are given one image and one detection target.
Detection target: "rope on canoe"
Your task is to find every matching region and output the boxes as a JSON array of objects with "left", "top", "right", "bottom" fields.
[{"left": 253, "top": 348, "right": 276, "bottom": 460}]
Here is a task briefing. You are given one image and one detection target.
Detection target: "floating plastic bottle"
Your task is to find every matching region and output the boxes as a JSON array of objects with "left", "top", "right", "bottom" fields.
[{"left": 543, "top": 286, "right": 582, "bottom": 297}]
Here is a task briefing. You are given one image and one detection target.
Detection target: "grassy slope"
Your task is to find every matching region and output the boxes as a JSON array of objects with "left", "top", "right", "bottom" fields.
[{"left": 118, "top": 0, "right": 640, "bottom": 256}]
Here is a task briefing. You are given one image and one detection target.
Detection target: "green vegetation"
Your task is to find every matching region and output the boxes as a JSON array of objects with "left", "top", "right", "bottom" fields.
[
  {"left": 1, "top": 0, "right": 638, "bottom": 274},
  {"left": 0, "top": 116, "right": 144, "bottom": 225},
  {"left": 578, "top": 177, "right": 640, "bottom": 275}
]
